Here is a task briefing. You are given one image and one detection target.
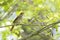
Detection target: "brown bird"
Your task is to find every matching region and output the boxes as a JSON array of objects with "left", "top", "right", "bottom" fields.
[{"left": 10, "top": 11, "right": 24, "bottom": 31}]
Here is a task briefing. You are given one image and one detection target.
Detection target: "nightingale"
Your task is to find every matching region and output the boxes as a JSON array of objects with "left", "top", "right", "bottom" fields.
[{"left": 10, "top": 11, "right": 24, "bottom": 31}]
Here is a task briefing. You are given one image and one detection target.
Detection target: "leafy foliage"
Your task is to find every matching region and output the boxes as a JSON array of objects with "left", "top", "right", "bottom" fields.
[{"left": 0, "top": 0, "right": 60, "bottom": 40}]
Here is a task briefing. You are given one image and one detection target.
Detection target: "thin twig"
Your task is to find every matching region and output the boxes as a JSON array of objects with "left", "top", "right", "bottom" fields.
[{"left": 0, "top": 23, "right": 39, "bottom": 28}]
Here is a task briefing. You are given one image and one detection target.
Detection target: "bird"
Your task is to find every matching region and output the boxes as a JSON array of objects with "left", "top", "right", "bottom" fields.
[{"left": 10, "top": 11, "right": 24, "bottom": 31}]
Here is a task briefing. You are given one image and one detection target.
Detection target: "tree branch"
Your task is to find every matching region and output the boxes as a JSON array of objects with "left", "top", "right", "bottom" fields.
[{"left": 20, "top": 20, "right": 60, "bottom": 40}]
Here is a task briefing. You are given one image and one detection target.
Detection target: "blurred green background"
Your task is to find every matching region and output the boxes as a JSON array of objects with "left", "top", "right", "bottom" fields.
[{"left": 0, "top": 0, "right": 60, "bottom": 40}]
